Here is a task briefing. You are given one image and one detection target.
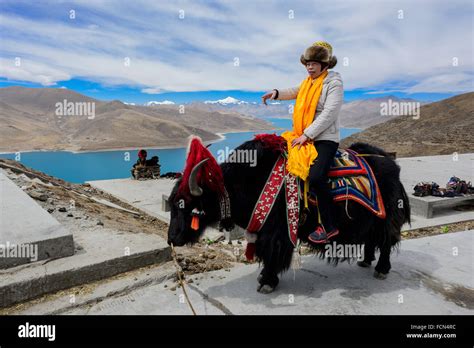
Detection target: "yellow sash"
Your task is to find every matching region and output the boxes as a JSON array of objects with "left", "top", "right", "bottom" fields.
[{"left": 281, "top": 70, "right": 328, "bottom": 181}]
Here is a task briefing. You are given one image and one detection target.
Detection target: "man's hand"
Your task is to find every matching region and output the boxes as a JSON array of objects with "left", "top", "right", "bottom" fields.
[
  {"left": 261, "top": 90, "right": 276, "bottom": 105},
  {"left": 291, "top": 134, "right": 310, "bottom": 149}
]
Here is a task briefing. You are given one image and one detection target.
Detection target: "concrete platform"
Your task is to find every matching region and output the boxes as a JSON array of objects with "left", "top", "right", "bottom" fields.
[
  {"left": 0, "top": 170, "right": 74, "bottom": 269},
  {"left": 409, "top": 194, "right": 474, "bottom": 218},
  {"left": 0, "top": 227, "right": 171, "bottom": 308},
  {"left": 397, "top": 153, "right": 474, "bottom": 229},
  {"left": 0, "top": 170, "right": 172, "bottom": 308},
  {"left": 396, "top": 153, "right": 473, "bottom": 193},
  {"left": 46, "top": 230, "right": 472, "bottom": 315},
  {"left": 87, "top": 178, "right": 175, "bottom": 223}
]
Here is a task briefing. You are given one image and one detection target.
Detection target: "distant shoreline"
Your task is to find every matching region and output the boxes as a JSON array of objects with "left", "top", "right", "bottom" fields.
[
  {"left": 0, "top": 136, "right": 226, "bottom": 155},
  {"left": 0, "top": 126, "right": 284, "bottom": 155}
]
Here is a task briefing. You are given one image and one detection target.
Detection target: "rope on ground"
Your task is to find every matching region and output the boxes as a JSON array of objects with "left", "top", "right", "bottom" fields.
[{"left": 170, "top": 243, "right": 197, "bottom": 315}]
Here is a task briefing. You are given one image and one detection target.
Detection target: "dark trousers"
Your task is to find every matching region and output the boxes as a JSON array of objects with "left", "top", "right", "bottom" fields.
[{"left": 308, "top": 140, "right": 339, "bottom": 231}]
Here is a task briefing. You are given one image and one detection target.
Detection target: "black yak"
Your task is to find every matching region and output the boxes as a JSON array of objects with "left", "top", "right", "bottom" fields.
[{"left": 167, "top": 135, "right": 411, "bottom": 293}]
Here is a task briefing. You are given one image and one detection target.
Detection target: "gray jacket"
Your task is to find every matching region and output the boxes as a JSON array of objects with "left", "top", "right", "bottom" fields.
[{"left": 276, "top": 71, "right": 343, "bottom": 143}]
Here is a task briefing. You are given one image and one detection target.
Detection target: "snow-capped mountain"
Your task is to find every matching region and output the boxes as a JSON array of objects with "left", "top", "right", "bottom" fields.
[
  {"left": 204, "top": 96, "right": 248, "bottom": 105},
  {"left": 191, "top": 95, "right": 425, "bottom": 129},
  {"left": 145, "top": 100, "right": 175, "bottom": 106}
]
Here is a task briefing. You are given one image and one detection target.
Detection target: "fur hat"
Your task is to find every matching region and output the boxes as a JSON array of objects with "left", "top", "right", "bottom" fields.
[{"left": 300, "top": 41, "right": 337, "bottom": 69}]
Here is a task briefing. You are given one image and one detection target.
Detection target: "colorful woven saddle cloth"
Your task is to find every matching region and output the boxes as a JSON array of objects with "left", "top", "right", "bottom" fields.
[{"left": 307, "top": 148, "right": 386, "bottom": 219}]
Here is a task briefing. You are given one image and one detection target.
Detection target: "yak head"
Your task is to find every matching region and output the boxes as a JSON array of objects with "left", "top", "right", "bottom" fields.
[{"left": 167, "top": 137, "right": 226, "bottom": 246}]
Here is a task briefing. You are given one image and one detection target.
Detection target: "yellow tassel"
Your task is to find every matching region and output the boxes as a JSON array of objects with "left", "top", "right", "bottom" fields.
[
  {"left": 291, "top": 245, "right": 302, "bottom": 270},
  {"left": 290, "top": 240, "right": 302, "bottom": 281},
  {"left": 306, "top": 181, "right": 322, "bottom": 224},
  {"left": 304, "top": 179, "right": 309, "bottom": 209},
  {"left": 317, "top": 204, "right": 322, "bottom": 224}
]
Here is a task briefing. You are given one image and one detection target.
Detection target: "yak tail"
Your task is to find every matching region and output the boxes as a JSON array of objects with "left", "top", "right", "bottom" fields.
[
  {"left": 348, "top": 142, "right": 411, "bottom": 248},
  {"left": 400, "top": 182, "right": 411, "bottom": 226}
]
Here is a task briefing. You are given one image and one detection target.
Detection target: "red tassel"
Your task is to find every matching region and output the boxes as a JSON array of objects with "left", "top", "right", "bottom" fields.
[
  {"left": 254, "top": 133, "right": 286, "bottom": 153},
  {"left": 245, "top": 242, "right": 256, "bottom": 261},
  {"left": 191, "top": 215, "right": 200, "bottom": 230}
]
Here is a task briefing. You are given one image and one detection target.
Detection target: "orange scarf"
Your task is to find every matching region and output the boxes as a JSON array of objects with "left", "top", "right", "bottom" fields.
[{"left": 281, "top": 70, "right": 328, "bottom": 180}]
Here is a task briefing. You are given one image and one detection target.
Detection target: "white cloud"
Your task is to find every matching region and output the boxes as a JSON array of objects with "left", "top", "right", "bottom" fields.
[
  {"left": 142, "top": 88, "right": 168, "bottom": 94},
  {"left": 0, "top": 58, "right": 70, "bottom": 86},
  {"left": 0, "top": 0, "right": 472, "bottom": 93},
  {"left": 146, "top": 100, "right": 175, "bottom": 105},
  {"left": 404, "top": 73, "right": 474, "bottom": 94}
]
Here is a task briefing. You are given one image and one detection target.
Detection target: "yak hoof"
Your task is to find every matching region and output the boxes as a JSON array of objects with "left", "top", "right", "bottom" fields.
[
  {"left": 257, "top": 284, "right": 275, "bottom": 294},
  {"left": 357, "top": 260, "right": 371, "bottom": 268},
  {"left": 373, "top": 271, "right": 387, "bottom": 280}
]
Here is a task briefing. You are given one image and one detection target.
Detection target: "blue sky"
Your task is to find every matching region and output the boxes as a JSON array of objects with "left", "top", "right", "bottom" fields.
[{"left": 0, "top": 0, "right": 472, "bottom": 104}]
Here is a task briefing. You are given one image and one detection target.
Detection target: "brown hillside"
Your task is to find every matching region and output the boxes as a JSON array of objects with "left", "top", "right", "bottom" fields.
[
  {"left": 340, "top": 92, "right": 474, "bottom": 157},
  {"left": 0, "top": 87, "right": 274, "bottom": 152}
]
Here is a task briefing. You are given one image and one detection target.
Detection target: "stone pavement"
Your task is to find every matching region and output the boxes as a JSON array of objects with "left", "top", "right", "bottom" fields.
[{"left": 21, "top": 230, "right": 471, "bottom": 315}]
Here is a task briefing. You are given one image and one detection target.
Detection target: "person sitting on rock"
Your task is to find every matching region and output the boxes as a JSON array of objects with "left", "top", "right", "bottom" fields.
[
  {"left": 136, "top": 149, "right": 147, "bottom": 166},
  {"left": 131, "top": 149, "right": 161, "bottom": 179},
  {"left": 131, "top": 149, "right": 148, "bottom": 179}
]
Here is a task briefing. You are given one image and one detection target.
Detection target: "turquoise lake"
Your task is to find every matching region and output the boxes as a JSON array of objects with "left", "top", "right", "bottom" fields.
[{"left": 0, "top": 119, "right": 360, "bottom": 183}]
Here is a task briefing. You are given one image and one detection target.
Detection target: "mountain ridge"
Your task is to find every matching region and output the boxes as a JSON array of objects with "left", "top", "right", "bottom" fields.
[
  {"left": 0, "top": 87, "right": 274, "bottom": 152},
  {"left": 340, "top": 92, "right": 474, "bottom": 157}
]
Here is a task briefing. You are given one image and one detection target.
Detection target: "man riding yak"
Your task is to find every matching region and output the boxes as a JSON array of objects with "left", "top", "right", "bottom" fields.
[
  {"left": 262, "top": 40, "right": 341, "bottom": 244},
  {"left": 167, "top": 41, "right": 411, "bottom": 294}
]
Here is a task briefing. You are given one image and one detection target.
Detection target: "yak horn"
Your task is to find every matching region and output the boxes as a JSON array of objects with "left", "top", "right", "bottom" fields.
[{"left": 189, "top": 158, "right": 209, "bottom": 196}]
